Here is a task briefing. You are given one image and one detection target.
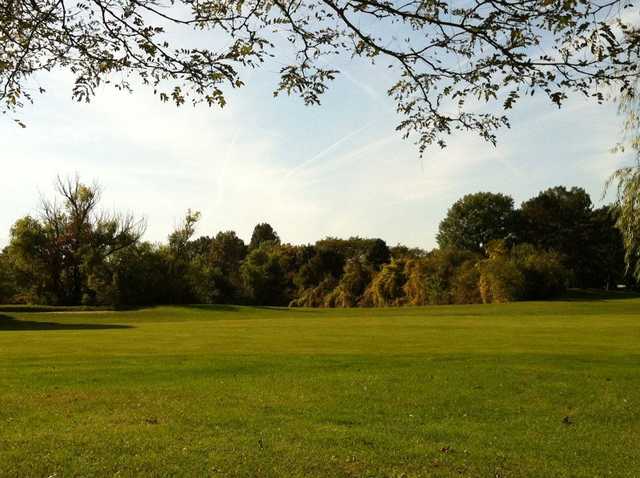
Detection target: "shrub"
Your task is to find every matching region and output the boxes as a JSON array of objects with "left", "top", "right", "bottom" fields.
[
  {"left": 404, "top": 249, "right": 481, "bottom": 305},
  {"left": 478, "top": 257, "right": 524, "bottom": 303},
  {"left": 511, "top": 244, "right": 569, "bottom": 299},
  {"left": 450, "top": 260, "right": 482, "bottom": 304},
  {"left": 240, "top": 243, "right": 289, "bottom": 305},
  {"left": 290, "top": 277, "right": 338, "bottom": 307},
  {"left": 477, "top": 241, "right": 569, "bottom": 303},
  {"left": 361, "top": 260, "right": 407, "bottom": 307},
  {"left": 324, "top": 258, "right": 373, "bottom": 307}
]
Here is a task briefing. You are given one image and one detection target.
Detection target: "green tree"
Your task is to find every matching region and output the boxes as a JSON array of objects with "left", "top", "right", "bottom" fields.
[
  {"left": 104, "top": 242, "right": 170, "bottom": 306},
  {"left": 404, "top": 248, "right": 480, "bottom": 305},
  {"left": 240, "top": 242, "right": 288, "bottom": 305},
  {"left": 249, "top": 223, "right": 280, "bottom": 250},
  {"left": 608, "top": 165, "right": 640, "bottom": 282},
  {"left": 0, "top": 248, "right": 17, "bottom": 303},
  {"left": 324, "top": 257, "right": 374, "bottom": 307},
  {"left": 586, "top": 206, "right": 629, "bottom": 290},
  {"left": 477, "top": 241, "right": 525, "bottom": 304},
  {"left": 510, "top": 243, "right": 569, "bottom": 300},
  {"left": 477, "top": 240, "right": 569, "bottom": 303},
  {"left": 364, "top": 239, "right": 391, "bottom": 270},
  {"left": 208, "top": 230, "right": 247, "bottom": 302},
  {"left": 608, "top": 86, "right": 640, "bottom": 282},
  {"left": 2, "top": 0, "right": 637, "bottom": 151},
  {"left": 437, "top": 192, "right": 516, "bottom": 253},
  {"left": 164, "top": 210, "right": 208, "bottom": 304},
  {"left": 6, "top": 176, "right": 144, "bottom": 305},
  {"left": 518, "top": 186, "right": 601, "bottom": 287},
  {"left": 361, "top": 259, "right": 407, "bottom": 307}
]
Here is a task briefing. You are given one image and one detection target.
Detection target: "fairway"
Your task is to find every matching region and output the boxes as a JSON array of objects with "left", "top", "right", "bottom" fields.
[{"left": 1, "top": 298, "right": 639, "bottom": 477}]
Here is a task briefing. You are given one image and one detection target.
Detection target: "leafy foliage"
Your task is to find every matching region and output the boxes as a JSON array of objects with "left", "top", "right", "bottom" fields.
[
  {"left": 1, "top": 177, "right": 634, "bottom": 307},
  {"left": 241, "top": 241, "right": 289, "bottom": 305},
  {"left": 2, "top": 0, "right": 639, "bottom": 150},
  {"left": 249, "top": 223, "right": 280, "bottom": 250},
  {"left": 361, "top": 259, "right": 407, "bottom": 307},
  {"left": 608, "top": 164, "right": 640, "bottom": 280},
  {"left": 609, "top": 85, "right": 640, "bottom": 281},
  {"left": 437, "top": 192, "right": 516, "bottom": 252},
  {"left": 5, "top": 176, "right": 145, "bottom": 305},
  {"left": 404, "top": 248, "right": 481, "bottom": 305}
]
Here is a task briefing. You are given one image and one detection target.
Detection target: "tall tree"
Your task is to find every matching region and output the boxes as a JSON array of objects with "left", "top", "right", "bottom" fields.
[
  {"left": 437, "top": 192, "right": 516, "bottom": 253},
  {"left": 608, "top": 165, "right": 640, "bottom": 281},
  {"left": 249, "top": 223, "right": 280, "bottom": 250},
  {"left": 2, "top": 0, "right": 638, "bottom": 150},
  {"left": 240, "top": 242, "right": 288, "bottom": 305},
  {"left": 0, "top": 248, "right": 17, "bottom": 303},
  {"left": 519, "top": 186, "right": 597, "bottom": 286},
  {"left": 608, "top": 83, "right": 640, "bottom": 282},
  {"left": 208, "top": 230, "right": 248, "bottom": 302},
  {"left": 6, "top": 176, "right": 145, "bottom": 304}
]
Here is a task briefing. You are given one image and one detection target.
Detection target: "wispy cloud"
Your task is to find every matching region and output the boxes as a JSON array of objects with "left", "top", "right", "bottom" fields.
[{"left": 0, "top": 59, "right": 625, "bottom": 249}]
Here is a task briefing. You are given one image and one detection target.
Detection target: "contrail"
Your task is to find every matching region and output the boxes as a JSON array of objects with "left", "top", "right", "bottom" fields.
[{"left": 280, "top": 119, "right": 376, "bottom": 186}]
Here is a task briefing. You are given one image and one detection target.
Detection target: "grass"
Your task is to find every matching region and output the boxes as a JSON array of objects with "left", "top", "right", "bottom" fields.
[{"left": 0, "top": 297, "right": 639, "bottom": 477}]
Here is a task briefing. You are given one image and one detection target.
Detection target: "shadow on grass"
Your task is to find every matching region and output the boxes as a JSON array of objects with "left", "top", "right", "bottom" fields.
[
  {"left": 560, "top": 289, "right": 640, "bottom": 302},
  {"left": 0, "top": 305, "right": 149, "bottom": 313},
  {"left": 0, "top": 314, "right": 133, "bottom": 331},
  {"left": 182, "top": 304, "right": 245, "bottom": 312}
]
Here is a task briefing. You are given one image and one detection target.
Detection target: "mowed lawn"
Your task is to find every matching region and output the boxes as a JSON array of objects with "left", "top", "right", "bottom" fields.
[{"left": 0, "top": 298, "right": 639, "bottom": 477}]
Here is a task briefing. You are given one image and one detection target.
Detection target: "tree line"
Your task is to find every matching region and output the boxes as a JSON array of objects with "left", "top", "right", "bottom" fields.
[{"left": 0, "top": 177, "right": 636, "bottom": 307}]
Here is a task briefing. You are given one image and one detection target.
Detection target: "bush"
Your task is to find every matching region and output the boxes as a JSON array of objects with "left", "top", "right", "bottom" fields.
[
  {"left": 404, "top": 249, "right": 481, "bottom": 305},
  {"left": 478, "top": 257, "right": 524, "bottom": 303},
  {"left": 241, "top": 243, "right": 289, "bottom": 305},
  {"left": 361, "top": 260, "right": 407, "bottom": 307},
  {"left": 450, "top": 260, "right": 482, "bottom": 304},
  {"left": 324, "top": 258, "right": 373, "bottom": 307},
  {"left": 290, "top": 277, "right": 338, "bottom": 307},
  {"left": 511, "top": 244, "right": 569, "bottom": 299},
  {"left": 477, "top": 241, "right": 569, "bottom": 303}
]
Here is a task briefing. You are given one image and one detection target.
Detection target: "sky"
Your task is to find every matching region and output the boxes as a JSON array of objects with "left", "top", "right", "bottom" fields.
[{"left": 0, "top": 51, "right": 632, "bottom": 250}]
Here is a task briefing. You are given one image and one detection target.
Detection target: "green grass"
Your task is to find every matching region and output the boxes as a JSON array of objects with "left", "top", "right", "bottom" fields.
[{"left": 1, "top": 298, "right": 639, "bottom": 477}]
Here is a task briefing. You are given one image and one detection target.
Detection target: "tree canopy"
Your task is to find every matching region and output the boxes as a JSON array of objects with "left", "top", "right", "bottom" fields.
[
  {"left": 5, "top": 176, "right": 145, "bottom": 304},
  {"left": 609, "top": 81, "right": 640, "bottom": 281},
  {"left": 2, "top": 0, "right": 639, "bottom": 149},
  {"left": 437, "top": 192, "right": 516, "bottom": 252},
  {"left": 0, "top": 176, "right": 636, "bottom": 307}
]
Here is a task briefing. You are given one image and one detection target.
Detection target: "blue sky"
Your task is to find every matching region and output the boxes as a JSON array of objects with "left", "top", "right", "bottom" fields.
[{"left": 0, "top": 54, "right": 631, "bottom": 250}]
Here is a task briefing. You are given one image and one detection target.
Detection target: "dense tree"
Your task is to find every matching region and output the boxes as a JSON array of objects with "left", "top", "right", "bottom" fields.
[
  {"left": 2, "top": 0, "right": 638, "bottom": 150},
  {"left": 390, "top": 245, "right": 426, "bottom": 261},
  {"left": 608, "top": 86, "right": 640, "bottom": 282},
  {"left": 0, "top": 248, "right": 17, "bottom": 303},
  {"left": 249, "top": 223, "right": 280, "bottom": 250},
  {"left": 5, "top": 177, "right": 144, "bottom": 305},
  {"left": 519, "top": 186, "right": 597, "bottom": 287},
  {"left": 324, "top": 257, "right": 374, "bottom": 307},
  {"left": 510, "top": 243, "right": 569, "bottom": 300},
  {"left": 293, "top": 243, "right": 344, "bottom": 291},
  {"left": 361, "top": 259, "right": 407, "bottom": 307},
  {"left": 477, "top": 240, "right": 568, "bottom": 303},
  {"left": 203, "top": 231, "right": 246, "bottom": 302},
  {"left": 1, "top": 176, "right": 632, "bottom": 307},
  {"left": 586, "top": 206, "right": 629, "bottom": 289},
  {"left": 404, "top": 248, "right": 480, "bottom": 305},
  {"left": 241, "top": 242, "right": 288, "bottom": 305},
  {"left": 437, "top": 192, "right": 516, "bottom": 253},
  {"left": 608, "top": 166, "right": 640, "bottom": 282},
  {"left": 364, "top": 239, "right": 391, "bottom": 271},
  {"left": 87, "top": 241, "right": 168, "bottom": 306},
  {"left": 155, "top": 224, "right": 217, "bottom": 304}
]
